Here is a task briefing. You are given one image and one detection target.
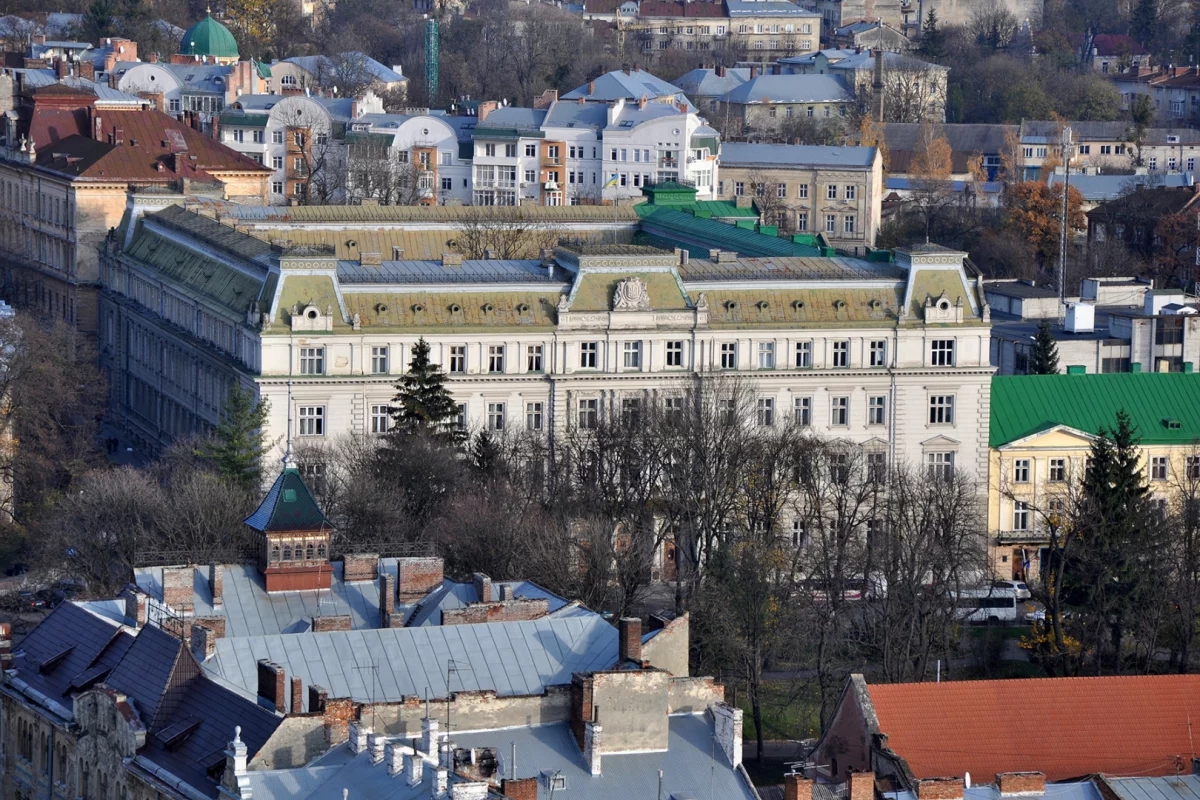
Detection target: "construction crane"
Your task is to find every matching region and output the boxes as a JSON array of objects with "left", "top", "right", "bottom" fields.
[{"left": 425, "top": 16, "right": 439, "bottom": 104}]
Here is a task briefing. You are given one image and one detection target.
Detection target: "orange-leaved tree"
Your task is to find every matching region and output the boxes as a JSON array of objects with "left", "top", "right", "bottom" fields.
[{"left": 1003, "top": 181, "right": 1085, "bottom": 270}]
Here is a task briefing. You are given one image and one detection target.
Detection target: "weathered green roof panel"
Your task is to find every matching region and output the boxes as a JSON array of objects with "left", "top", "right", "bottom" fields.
[
  {"left": 569, "top": 271, "right": 690, "bottom": 312},
  {"left": 990, "top": 374, "right": 1200, "bottom": 447},
  {"left": 274, "top": 275, "right": 342, "bottom": 328},
  {"left": 124, "top": 230, "right": 266, "bottom": 319},
  {"left": 245, "top": 468, "right": 332, "bottom": 533},
  {"left": 636, "top": 205, "right": 821, "bottom": 258}
]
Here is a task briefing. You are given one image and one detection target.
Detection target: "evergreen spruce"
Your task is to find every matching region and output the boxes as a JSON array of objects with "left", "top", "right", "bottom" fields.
[
  {"left": 196, "top": 385, "right": 270, "bottom": 491},
  {"left": 391, "top": 337, "right": 463, "bottom": 443},
  {"left": 919, "top": 9, "right": 945, "bottom": 60},
  {"left": 1029, "top": 320, "right": 1060, "bottom": 374}
]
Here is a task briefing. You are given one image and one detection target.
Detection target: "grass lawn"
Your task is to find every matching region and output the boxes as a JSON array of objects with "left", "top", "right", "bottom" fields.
[{"left": 734, "top": 678, "right": 822, "bottom": 744}]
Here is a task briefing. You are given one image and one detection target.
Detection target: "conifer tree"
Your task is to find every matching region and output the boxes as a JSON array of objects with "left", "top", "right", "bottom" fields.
[
  {"left": 391, "top": 337, "right": 463, "bottom": 443},
  {"left": 196, "top": 385, "right": 270, "bottom": 491},
  {"left": 1029, "top": 320, "right": 1060, "bottom": 374},
  {"left": 919, "top": 9, "right": 945, "bottom": 60}
]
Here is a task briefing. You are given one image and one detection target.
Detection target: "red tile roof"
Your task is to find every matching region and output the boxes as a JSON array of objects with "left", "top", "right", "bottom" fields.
[
  {"left": 638, "top": 0, "right": 727, "bottom": 17},
  {"left": 1069, "top": 33, "right": 1149, "bottom": 57},
  {"left": 868, "top": 675, "right": 1200, "bottom": 782}
]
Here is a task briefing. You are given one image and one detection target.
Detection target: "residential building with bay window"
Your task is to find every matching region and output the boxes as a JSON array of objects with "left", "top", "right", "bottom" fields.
[
  {"left": 98, "top": 195, "right": 994, "bottom": 490},
  {"left": 988, "top": 373, "right": 1200, "bottom": 582}
]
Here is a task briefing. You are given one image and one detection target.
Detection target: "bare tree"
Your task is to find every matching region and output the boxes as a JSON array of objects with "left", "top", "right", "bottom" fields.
[{"left": 453, "top": 209, "right": 564, "bottom": 259}]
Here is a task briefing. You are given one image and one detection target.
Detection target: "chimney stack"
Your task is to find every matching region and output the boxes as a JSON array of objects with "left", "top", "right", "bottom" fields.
[
  {"left": 786, "top": 774, "right": 815, "bottom": 800},
  {"left": 190, "top": 623, "right": 218, "bottom": 663},
  {"left": 849, "top": 771, "right": 875, "bottom": 800},
  {"left": 618, "top": 617, "right": 642, "bottom": 663},
  {"left": 917, "top": 778, "right": 965, "bottom": 800},
  {"left": 209, "top": 563, "right": 223, "bottom": 609},
  {"left": 256, "top": 660, "right": 286, "bottom": 712},
  {"left": 750, "top": 65, "right": 757, "bottom": 78},
  {"left": 713, "top": 703, "right": 743, "bottom": 768},
  {"left": 290, "top": 676, "right": 303, "bottom": 714},
  {"left": 584, "top": 709, "right": 602, "bottom": 776},
  {"left": 380, "top": 572, "right": 396, "bottom": 627},
  {"left": 473, "top": 572, "right": 493, "bottom": 603},
  {"left": 997, "top": 773, "right": 1046, "bottom": 796}
]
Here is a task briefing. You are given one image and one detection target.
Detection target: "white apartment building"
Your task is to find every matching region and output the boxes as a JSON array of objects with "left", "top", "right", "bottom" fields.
[
  {"left": 472, "top": 97, "right": 719, "bottom": 206},
  {"left": 98, "top": 199, "right": 994, "bottom": 485}
]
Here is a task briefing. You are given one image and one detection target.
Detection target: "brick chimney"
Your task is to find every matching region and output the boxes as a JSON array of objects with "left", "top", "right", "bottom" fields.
[
  {"left": 588, "top": 80, "right": 595, "bottom": 95},
  {"left": 786, "top": 774, "right": 815, "bottom": 800},
  {"left": 190, "top": 623, "right": 218, "bottom": 662},
  {"left": 55, "top": 58, "right": 68, "bottom": 79},
  {"left": 290, "top": 676, "right": 303, "bottom": 713},
  {"left": 122, "top": 588, "right": 147, "bottom": 627},
  {"left": 917, "top": 778, "right": 965, "bottom": 800},
  {"left": 78, "top": 60, "right": 94, "bottom": 80},
  {"left": 501, "top": 778, "right": 538, "bottom": 800},
  {"left": 161, "top": 566, "right": 194, "bottom": 612},
  {"left": 997, "top": 773, "right": 1046, "bottom": 796},
  {"left": 380, "top": 572, "right": 396, "bottom": 627},
  {"left": 473, "top": 572, "right": 493, "bottom": 603},
  {"left": 209, "top": 563, "right": 223, "bottom": 609},
  {"left": 0, "top": 623, "right": 11, "bottom": 669},
  {"left": 849, "top": 770, "right": 875, "bottom": 800},
  {"left": 618, "top": 617, "right": 642, "bottom": 663},
  {"left": 398, "top": 556, "right": 444, "bottom": 600},
  {"left": 308, "top": 684, "right": 328, "bottom": 713},
  {"left": 750, "top": 65, "right": 757, "bottom": 78},
  {"left": 478, "top": 100, "right": 498, "bottom": 121},
  {"left": 256, "top": 659, "right": 286, "bottom": 712}
]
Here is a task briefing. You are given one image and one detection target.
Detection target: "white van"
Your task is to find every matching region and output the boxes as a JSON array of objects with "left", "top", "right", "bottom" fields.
[{"left": 953, "top": 585, "right": 1019, "bottom": 624}]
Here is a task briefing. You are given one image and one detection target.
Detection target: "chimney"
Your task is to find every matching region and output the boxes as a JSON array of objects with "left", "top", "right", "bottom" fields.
[
  {"left": 917, "top": 778, "right": 965, "bottom": 800},
  {"left": 55, "top": 58, "right": 67, "bottom": 79},
  {"left": 717, "top": 64, "right": 725, "bottom": 78},
  {"left": 0, "top": 623, "right": 11, "bottom": 669},
  {"left": 149, "top": 52, "right": 158, "bottom": 63},
  {"left": 405, "top": 752, "right": 424, "bottom": 787},
  {"left": 872, "top": 48, "right": 885, "bottom": 120},
  {"left": 501, "top": 778, "right": 538, "bottom": 800},
  {"left": 122, "top": 588, "right": 147, "bottom": 627},
  {"left": 398, "top": 556, "right": 444, "bottom": 600},
  {"left": 380, "top": 572, "right": 396, "bottom": 627},
  {"left": 618, "top": 617, "right": 642, "bottom": 663},
  {"left": 473, "top": 572, "right": 493, "bottom": 603},
  {"left": 442, "top": 252, "right": 464, "bottom": 266},
  {"left": 849, "top": 771, "right": 875, "bottom": 800},
  {"left": 256, "top": 660, "right": 286, "bottom": 712},
  {"left": 623, "top": 63, "right": 630, "bottom": 75},
  {"left": 584, "top": 710, "right": 602, "bottom": 776},
  {"left": 750, "top": 65, "right": 757, "bottom": 78},
  {"left": 308, "top": 684, "right": 329, "bottom": 713},
  {"left": 32, "top": 34, "right": 45, "bottom": 44},
  {"left": 386, "top": 742, "right": 405, "bottom": 776},
  {"left": 787, "top": 774, "right": 815, "bottom": 800},
  {"left": 190, "top": 623, "right": 218, "bottom": 662},
  {"left": 79, "top": 60, "right": 94, "bottom": 80},
  {"left": 478, "top": 100, "right": 498, "bottom": 121},
  {"left": 499, "top": 584, "right": 514, "bottom": 601},
  {"left": 290, "top": 676, "right": 303, "bottom": 714},
  {"left": 370, "top": 730, "right": 385, "bottom": 764},
  {"left": 435, "top": 767, "right": 449, "bottom": 795},
  {"left": 588, "top": 80, "right": 595, "bottom": 95},
  {"left": 997, "top": 773, "right": 1046, "bottom": 796},
  {"left": 713, "top": 703, "right": 743, "bottom": 768},
  {"left": 422, "top": 714, "right": 440, "bottom": 755},
  {"left": 348, "top": 720, "right": 369, "bottom": 754},
  {"left": 209, "top": 563, "right": 223, "bottom": 609}
]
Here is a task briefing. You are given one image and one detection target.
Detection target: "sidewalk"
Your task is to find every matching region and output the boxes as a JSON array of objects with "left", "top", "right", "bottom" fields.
[{"left": 98, "top": 420, "right": 149, "bottom": 468}]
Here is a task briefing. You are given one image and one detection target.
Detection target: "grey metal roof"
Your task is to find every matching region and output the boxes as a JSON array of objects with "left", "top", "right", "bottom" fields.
[
  {"left": 887, "top": 782, "right": 1102, "bottom": 800},
  {"left": 721, "top": 142, "right": 876, "bottom": 168},
  {"left": 336, "top": 259, "right": 566, "bottom": 285},
  {"left": 543, "top": 101, "right": 609, "bottom": 129},
  {"left": 476, "top": 107, "right": 548, "bottom": 131},
  {"left": 563, "top": 69, "right": 690, "bottom": 106},
  {"left": 403, "top": 579, "right": 570, "bottom": 627},
  {"left": 609, "top": 101, "right": 688, "bottom": 128},
  {"left": 1107, "top": 775, "right": 1200, "bottom": 800},
  {"left": 722, "top": 74, "right": 852, "bottom": 104},
  {"left": 674, "top": 67, "right": 752, "bottom": 97},
  {"left": 135, "top": 563, "right": 382, "bottom": 637},
  {"left": 828, "top": 50, "right": 948, "bottom": 72},
  {"left": 680, "top": 255, "right": 905, "bottom": 281},
  {"left": 1047, "top": 172, "right": 1195, "bottom": 201},
  {"left": 726, "top": 0, "right": 818, "bottom": 16},
  {"left": 206, "top": 615, "right": 618, "bottom": 710},
  {"left": 1022, "top": 120, "right": 1200, "bottom": 146},
  {"left": 16, "top": 70, "right": 147, "bottom": 105},
  {"left": 984, "top": 280, "right": 1060, "bottom": 299},
  {"left": 779, "top": 47, "right": 859, "bottom": 65}
]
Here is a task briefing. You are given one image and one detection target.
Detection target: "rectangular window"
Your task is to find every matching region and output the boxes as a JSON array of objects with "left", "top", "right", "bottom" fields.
[
  {"left": 298, "top": 406, "right": 325, "bottom": 436},
  {"left": 505, "top": 144, "right": 518, "bottom": 158},
  {"left": 526, "top": 402, "right": 544, "bottom": 431},
  {"left": 371, "top": 346, "right": 389, "bottom": 374},
  {"left": 578, "top": 398, "right": 598, "bottom": 429},
  {"left": 869, "top": 340, "right": 886, "bottom": 367},
  {"left": 272, "top": 130, "right": 284, "bottom": 144},
  {"left": 798, "top": 184, "right": 808, "bottom": 199},
  {"left": 1012, "top": 458, "right": 1031, "bottom": 483},
  {"left": 299, "top": 346, "right": 325, "bottom": 375},
  {"left": 1013, "top": 501, "right": 1030, "bottom": 531},
  {"left": 623, "top": 341, "right": 642, "bottom": 368},
  {"left": 487, "top": 345, "right": 505, "bottom": 373},
  {"left": 370, "top": 404, "right": 391, "bottom": 434},
  {"left": 845, "top": 185, "right": 856, "bottom": 200},
  {"left": 487, "top": 402, "right": 506, "bottom": 431},
  {"left": 1188, "top": 456, "right": 1200, "bottom": 480},
  {"left": 664, "top": 396, "right": 684, "bottom": 423},
  {"left": 272, "top": 156, "right": 283, "bottom": 169},
  {"left": 777, "top": 183, "right": 787, "bottom": 198},
  {"left": 929, "top": 395, "right": 955, "bottom": 425},
  {"left": 930, "top": 339, "right": 955, "bottom": 366},
  {"left": 1049, "top": 458, "right": 1066, "bottom": 482},
  {"left": 867, "top": 452, "right": 887, "bottom": 483},
  {"left": 844, "top": 215, "right": 856, "bottom": 234},
  {"left": 827, "top": 184, "right": 838, "bottom": 200},
  {"left": 868, "top": 396, "right": 886, "bottom": 425},
  {"left": 756, "top": 397, "right": 775, "bottom": 426},
  {"left": 795, "top": 341, "right": 812, "bottom": 368},
  {"left": 794, "top": 396, "right": 812, "bottom": 426},
  {"left": 527, "top": 344, "right": 544, "bottom": 372},
  {"left": 525, "top": 143, "right": 537, "bottom": 157},
  {"left": 449, "top": 345, "right": 466, "bottom": 374},
  {"left": 927, "top": 451, "right": 955, "bottom": 479},
  {"left": 758, "top": 342, "right": 775, "bottom": 369},
  {"left": 666, "top": 340, "right": 684, "bottom": 367},
  {"left": 825, "top": 214, "right": 837, "bottom": 233},
  {"left": 735, "top": 181, "right": 745, "bottom": 196},
  {"left": 797, "top": 212, "right": 808, "bottom": 231},
  {"left": 832, "top": 340, "right": 849, "bottom": 368},
  {"left": 1151, "top": 455, "right": 1169, "bottom": 481},
  {"left": 455, "top": 403, "right": 467, "bottom": 431},
  {"left": 831, "top": 396, "right": 849, "bottom": 426},
  {"left": 720, "top": 342, "right": 737, "bottom": 369},
  {"left": 580, "top": 342, "right": 598, "bottom": 369}
]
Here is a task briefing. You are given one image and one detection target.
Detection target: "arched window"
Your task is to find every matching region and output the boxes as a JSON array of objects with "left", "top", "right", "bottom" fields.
[
  {"left": 282, "top": 546, "right": 292, "bottom": 561},
  {"left": 305, "top": 544, "right": 314, "bottom": 560},
  {"left": 316, "top": 543, "right": 327, "bottom": 559},
  {"left": 270, "top": 545, "right": 280, "bottom": 562}
]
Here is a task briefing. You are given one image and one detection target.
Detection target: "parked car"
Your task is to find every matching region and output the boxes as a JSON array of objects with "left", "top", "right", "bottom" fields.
[{"left": 991, "top": 580, "right": 1031, "bottom": 601}]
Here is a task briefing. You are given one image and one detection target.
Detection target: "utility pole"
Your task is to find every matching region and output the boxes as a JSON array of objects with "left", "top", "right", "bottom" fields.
[{"left": 1058, "top": 126, "right": 1073, "bottom": 320}]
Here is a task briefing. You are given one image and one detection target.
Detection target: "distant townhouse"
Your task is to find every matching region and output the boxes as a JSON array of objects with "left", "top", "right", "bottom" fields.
[
  {"left": 674, "top": 65, "right": 752, "bottom": 113},
  {"left": 780, "top": 48, "right": 948, "bottom": 123},
  {"left": 1086, "top": 185, "right": 1200, "bottom": 267},
  {"left": 0, "top": 82, "right": 269, "bottom": 333},
  {"left": 344, "top": 111, "right": 473, "bottom": 205},
  {"left": 1019, "top": 120, "right": 1200, "bottom": 176},
  {"left": 1047, "top": 171, "right": 1195, "bottom": 213},
  {"left": 726, "top": 0, "right": 821, "bottom": 62},
  {"left": 988, "top": 373, "right": 1200, "bottom": 580},
  {"left": 717, "top": 142, "right": 883, "bottom": 252},
  {"left": 884, "top": 122, "right": 1014, "bottom": 180},
  {"left": 716, "top": 73, "right": 854, "bottom": 135},
  {"left": 1072, "top": 32, "right": 1151, "bottom": 73},
  {"left": 628, "top": 0, "right": 729, "bottom": 56},
  {"left": 830, "top": 20, "right": 912, "bottom": 50},
  {"left": 269, "top": 52, "right": 408, "bottom": 100}
]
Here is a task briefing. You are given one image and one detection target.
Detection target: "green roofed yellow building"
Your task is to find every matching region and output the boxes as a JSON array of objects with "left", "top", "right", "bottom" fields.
[{"left": 988, "top": 372, "right": 1200, "bottom": 581}]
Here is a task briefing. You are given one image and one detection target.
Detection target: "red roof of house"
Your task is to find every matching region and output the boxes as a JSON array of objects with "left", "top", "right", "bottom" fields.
[
  {"left": 1069, "top": 33, "right": 1149, "bottom": 56},
  {"left": 638, "top": 0, "right": 727, "bottom": 17},
  {"left": 868, "top": 674, "right": 1200, "bottom": 782}
]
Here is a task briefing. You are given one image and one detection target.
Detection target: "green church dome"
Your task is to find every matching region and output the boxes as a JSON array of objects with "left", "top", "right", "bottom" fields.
[{"left": 180, "top": 13, "right": 239, "bottom": 59}]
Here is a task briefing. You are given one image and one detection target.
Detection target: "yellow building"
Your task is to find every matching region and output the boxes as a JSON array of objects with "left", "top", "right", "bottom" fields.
[{"left": 988, "top": 372, "right": 1200, "bottom": 581}]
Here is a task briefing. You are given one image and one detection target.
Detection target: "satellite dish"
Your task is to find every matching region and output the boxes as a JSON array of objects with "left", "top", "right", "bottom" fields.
[{"left": 965, "top": 773, "right": 972, "bottom": 789}]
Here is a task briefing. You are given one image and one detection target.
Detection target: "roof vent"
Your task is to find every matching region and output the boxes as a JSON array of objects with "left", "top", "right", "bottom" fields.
[
  {"left": 792, "top": 300, "right": 805, "bottom": 310},
  {"left": 517, "top": 303, "right": 530, "bottom": 314},
  {"left": 412, "top": 303, "right": 425, "bottom": 313},
  {"left": 1164, "top": 418, "right": 1183, "bottom": 430},
  {"left": 724, "top": 300, "right": 738, "bottom": 310},
  {"left": 482, "top": 303, "right": 494, "bottom": 313},
  {"left": 448, "top": 303, "right": 462, "bottom": 314}
]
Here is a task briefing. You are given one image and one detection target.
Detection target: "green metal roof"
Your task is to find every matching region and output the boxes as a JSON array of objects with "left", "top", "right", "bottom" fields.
[
  {"left": 989, "top": 373, "right": 1200, "bottom": 448},
  {"left": 180, "top": 14, "right": 239, "bottom": 59},
  {"left": 244, "top": 468, "right": 333, "bottom": 533},
  {"left": 635, "top": 204, "right": 822, "bottom": 258}
]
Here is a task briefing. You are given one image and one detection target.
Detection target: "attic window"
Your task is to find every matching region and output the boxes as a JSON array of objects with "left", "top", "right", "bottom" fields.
[
  {"left": 37, "top": 645, "right": 74, "bottom": 674},
  {"left": 517, "top": 303, "right": 530, "bottom": 314},
  {"left": 482, "top": 303, "right": 494, "bottom": 313},
  {"left": 306, "top": 309, "right": 318, "bottom": 319},
  {"left": 201, "top": 749, "right": 228, "bottom": 779},
  {"left": 833, "top": 300, "right": 846, "bottom": 310},
  {"left": 157, "top": 717, "right": 202, "bottom": 751},
  {"left": 1164, "top": 418, "right": 1183, "bottom": 430},
  {"left": 375, "top": 303, "right": 388, "bottom": 313},
  {"left": 449, "top": 303, "right": 462, "bottom": 314},
  {"left": 68, "top": 665, "right": 110, "bottom": 692},
  {"left": 724, "top": 300, "right": 737, "bottom": 310},
  {"left": 346, "top": 239, "right": 358, "bottom": 248},
  {"left": 412, "top": 303, "right": 425, "bottom": 313},
  {"left": 757, "top": 301, "right": 769, "bottom": 311},
  {"left": 939, "top": 300, "right": 950, "bottom": 311},
  {"left": 283, "top": 488, "right": 297, "bottom": 502},
  {"left": 792, "top": 300, "right": 804, "bottom": 310}
]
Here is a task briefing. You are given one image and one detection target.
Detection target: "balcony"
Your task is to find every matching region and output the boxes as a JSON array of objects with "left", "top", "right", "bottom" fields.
[
  {"left": 658, "top": 158, "right": 678, "bottom": 169},
  {"left": 542, "top": 156, "right": 561, "bottom": 166},
  {"left": 997, "top": 530, "right": 1052, "bottom": 545}
]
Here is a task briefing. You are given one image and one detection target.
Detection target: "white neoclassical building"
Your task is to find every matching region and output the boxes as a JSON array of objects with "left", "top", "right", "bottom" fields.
[{"left": 99, "top": 196, "right": 994, "bottom": 485}]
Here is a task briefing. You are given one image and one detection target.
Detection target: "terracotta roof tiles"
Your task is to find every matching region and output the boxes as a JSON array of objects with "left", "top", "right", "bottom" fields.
[{"left": 867, "top": 674, "right": 1200, "bottom": 782}]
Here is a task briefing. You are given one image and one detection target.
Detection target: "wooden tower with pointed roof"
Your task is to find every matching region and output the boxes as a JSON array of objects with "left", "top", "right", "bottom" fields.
[{"left": 244, "top": 468, "right": 334, "bottom": 592}]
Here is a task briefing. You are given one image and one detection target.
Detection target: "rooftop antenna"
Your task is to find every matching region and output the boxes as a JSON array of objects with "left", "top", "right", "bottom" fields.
[
  {"left": 510, "top": 741, "right": 517, "bottom": 780},
  {"left": 446, "top": 659, "right": 459, "bottom": 733},
  {"left": 352, "top": 661, "right": 379, "bottom": 732},
  {"left": 1058, "top": 125, "right": 1074, "bottom": 322},
  {"left": 283, "top": 378, "right": 295, "bottom": 468}
]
